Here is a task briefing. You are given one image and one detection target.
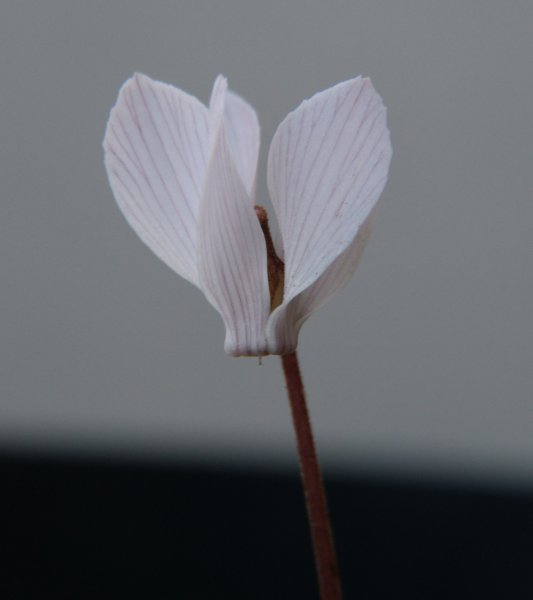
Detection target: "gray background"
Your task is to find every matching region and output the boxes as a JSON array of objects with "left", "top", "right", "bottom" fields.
[{"left": 1, "top": 0, "right": 532, "bottom": 484}]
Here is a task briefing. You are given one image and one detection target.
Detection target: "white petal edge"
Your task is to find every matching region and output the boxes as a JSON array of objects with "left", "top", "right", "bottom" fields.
[
  {"left": 103, "top": 73, "right": 210, "bottom": 286},
  {"left": 197, "top": 76, "right": 270, "bottom": 356},
  {"left": 266, "top": 76, "right": 392, "bottom": 353}
]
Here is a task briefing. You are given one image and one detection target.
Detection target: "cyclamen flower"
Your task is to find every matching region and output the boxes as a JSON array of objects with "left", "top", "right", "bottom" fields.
[{"left": 104, "top": 74, "right": 391, "bottom": 356}]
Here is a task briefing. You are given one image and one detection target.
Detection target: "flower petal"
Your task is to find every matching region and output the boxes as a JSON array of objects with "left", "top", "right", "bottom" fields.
[
  {"left": 266, "top": 210, "right": 375, "bottom": 353},
  {"left": 267, "top": 76, "right": 392, "bottom": 304},
  {"left": 103, "top": 73, "right": 210, "bottom": 285},
  {"left": 294, "top": 209, "right": 375, "bottom": 319},
  {"left": 224, "top": 89, "right": 260, "bottom": 197},
  {"left": 265, "top": 77, "right": 391, "bottom": 353},
  {"left": 197, "top": 77, "right": 270, "bottom": 356}
]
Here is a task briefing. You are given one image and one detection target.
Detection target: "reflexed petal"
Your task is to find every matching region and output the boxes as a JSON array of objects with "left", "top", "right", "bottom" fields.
[
  {"left": 266, "top": 211, "right": 375, "bottom": 353},
  {"left": 197, "top": 77, "right": 270, "bottom": 356},
  {"left": 267, "top": 76, "right": 392, "bottom": 303},
  {"left": 266, "top": 77, "right": 392, "bottom": 353},
  {"left": 224, "top": 90, "right": 260, "bottom": 197},
  {"left": 103, "top": 73, "right": 210, "bottom": 285}
]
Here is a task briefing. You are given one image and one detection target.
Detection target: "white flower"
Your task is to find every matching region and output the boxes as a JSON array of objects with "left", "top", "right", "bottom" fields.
[{"left": 103, "top": 74, "right": 392, "bottom": 356}]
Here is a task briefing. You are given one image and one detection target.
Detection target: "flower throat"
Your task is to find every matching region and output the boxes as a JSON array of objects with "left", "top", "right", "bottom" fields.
[{"left": 255, "top": 205, "right": 284, "bottom": 312}]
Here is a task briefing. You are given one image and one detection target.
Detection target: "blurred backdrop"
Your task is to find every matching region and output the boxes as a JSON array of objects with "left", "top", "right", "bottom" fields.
[{"left": 1, "top": 0, "right": 533, "bottom": 481}]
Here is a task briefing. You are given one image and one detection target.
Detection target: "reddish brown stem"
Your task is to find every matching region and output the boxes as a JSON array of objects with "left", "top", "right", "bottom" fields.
[{"left": 281, "top": 351, "right": 343, "bottom": 600}]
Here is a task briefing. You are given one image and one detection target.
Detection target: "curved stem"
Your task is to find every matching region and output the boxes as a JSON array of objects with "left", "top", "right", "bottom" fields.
[{"left": 281, "top": 351, "right": 343, "bottom": 600}]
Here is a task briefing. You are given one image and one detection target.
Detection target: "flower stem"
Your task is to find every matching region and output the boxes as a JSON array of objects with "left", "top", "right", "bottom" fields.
[{"left": 281, "top": 351, "right": 343, "bottom": 600}]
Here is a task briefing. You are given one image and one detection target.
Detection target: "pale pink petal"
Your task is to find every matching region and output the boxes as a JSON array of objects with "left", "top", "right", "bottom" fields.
[
  {"left": 103, "top": 73, "right": 210, "bottom": 285},
  {"left": 224, "top": 90, "right": 260, "bottom": 197},
  {"left": 266, "top": 77, "right": 391, "bottom": 353},
  {"left": 197, "top": 77, "right": 270, "bottom": 356}
]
